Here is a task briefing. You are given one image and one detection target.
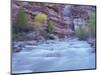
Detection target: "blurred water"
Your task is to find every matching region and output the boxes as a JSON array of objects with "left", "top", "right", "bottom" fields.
[{"left": 12, "top": 38, "right": 96, "bottom": 73}]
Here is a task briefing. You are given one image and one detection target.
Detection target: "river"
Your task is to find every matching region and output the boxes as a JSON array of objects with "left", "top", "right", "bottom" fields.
[{"left": 12, "top": 38, "right": 96, "bottom": 73}]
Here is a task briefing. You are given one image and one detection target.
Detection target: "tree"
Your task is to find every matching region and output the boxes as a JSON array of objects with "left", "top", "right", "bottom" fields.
[
  {"left": 33, "top": 12, "right": 48, "bottom": 41},
  {"left": 47, "top": 20, "right": 53, "bottom": 33},
  {"left": 13, "top": 8, "right": 28, "bottom": 33},
  {"left": 88, "top": 13, "right": 96, "bottom": 38},
  {"left": 34, "top": 12, "right": 48, "bottom": 30}
]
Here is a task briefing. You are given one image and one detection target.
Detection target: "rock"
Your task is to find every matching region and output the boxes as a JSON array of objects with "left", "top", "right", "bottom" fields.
[
  {"left": 87, "top": 38, "right": 96, "bottom": 53},
  {"left": 38, "top": 36, "right": 45, "bottom": 41},
  {"left": 91, "top": 48, "right": 96, "bottom": 53},
  {"left": 25, "top": 41, "right": 37, "bottom": 45},
  {"left": 26, "top": 32, "right": 36, "bottom": 40},
  {"left": 12, "top": 47, "right": 22, "bottom": 52},
  {"left": 63, "top": 17, "right": 73, "bottom": 25},
  {"left": 63, "top": 5, "right": 72, "bottom": 16},
  {"left": 12, "top": 40, "right": 38, "bottom": 52},
  {"left": 12, "top": 42, "right": 25, "bottom": 52},
  {"left": 47, "top": 34, "right": 59, "bottom": 40},
  {"left": 43, "top": 53, "right": 62, "bottom": 57},
  {"left": 88, "top": 38, "right": 95, "bottom": 46},
  {"left": 47, "top": 8, "right": 59, "bottom": 17}
]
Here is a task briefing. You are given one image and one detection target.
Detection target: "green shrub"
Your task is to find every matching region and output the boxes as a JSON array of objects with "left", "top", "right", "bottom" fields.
[
  {"left": 75, "top": 13, "right": 96, "bottom": 40},
  {"left": 34, "top": 12, "right": 48, "bottom": 30},
  {"left": 88, "top": 13, "right": 96, "bottom": 38},
  {"left": 75, "top": 25, "right": 88, "bottom": 40},
  {"left": 13, "top": 8, "right": 28, "bottom": 33},
  {"left": 47, "top": 21, "right": 53, "bottom": 33}
]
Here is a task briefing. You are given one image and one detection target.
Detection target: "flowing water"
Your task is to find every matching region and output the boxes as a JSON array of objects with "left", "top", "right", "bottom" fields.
[{"left": 12, "top": 38, "right": 96, "bottom": 73}]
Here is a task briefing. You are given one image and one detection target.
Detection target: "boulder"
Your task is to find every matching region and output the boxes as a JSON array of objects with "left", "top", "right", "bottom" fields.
[
  {"left": 88, "top": 38, "right": 96, "bottom": 48},
  {"left": 12, "top": 42, "right": 25, "bottom": 52},
  {"left": 47, "top": 34, "right": 59, "bottom": 40}
]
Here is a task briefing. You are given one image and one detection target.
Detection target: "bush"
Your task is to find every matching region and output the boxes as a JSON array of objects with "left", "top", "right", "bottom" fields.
[
  {"left": 34, "top": 12, "right": 48, "bottom": 30},
  {"left": 13, "top": 8, "right": 29, "bottom": 33},
  {"left": 47, "top": 20, "right": 54, "bottom": 33},
  {"left": 75, "top": 13, "right": 96, "bottom": 40},
  {"left": 88, "top": 13, "right": 96, "bottom": 38},
  {"left": 75, "top": 25, "right": 88, "bottom": 40}
]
